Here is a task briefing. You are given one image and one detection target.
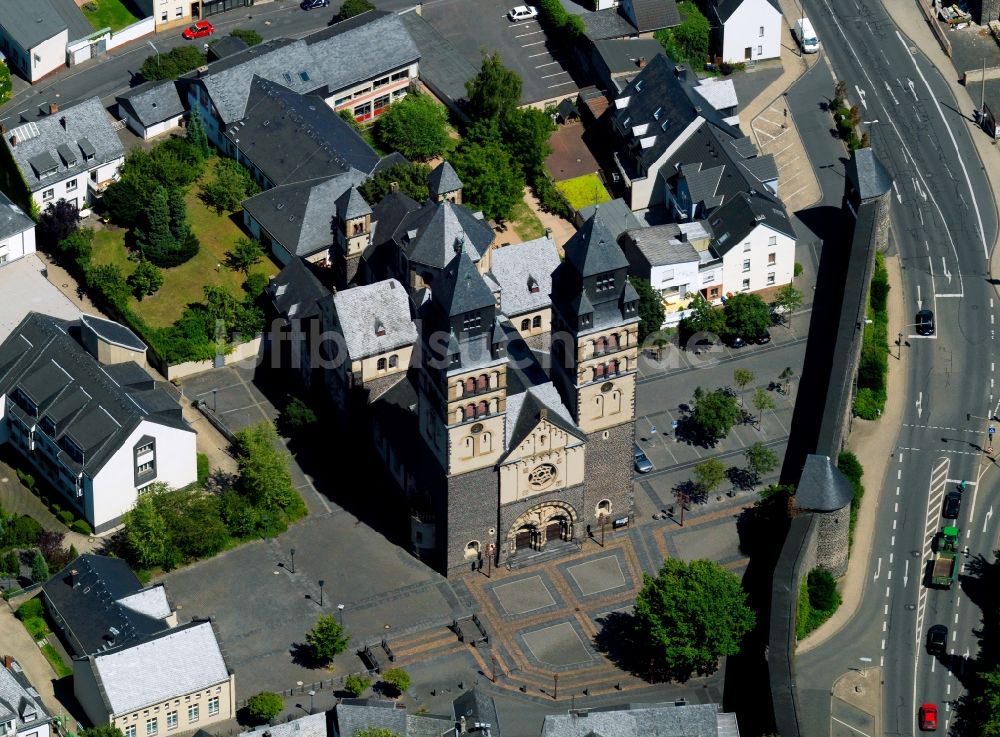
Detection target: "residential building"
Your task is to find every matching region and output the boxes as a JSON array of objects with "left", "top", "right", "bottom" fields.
[
  {"left": 581, "top": 0, "right": 680, "bottom": 40},
  {"left": 205, "top": 35, "right": 249, "bottom": 63},
  {"left": 0, "top": 656, "right": 52, "bottom": 737},
  {"left": 0, "top": 0, "right": 69, "bottom": 82},
  {"left": 73, "top": 620, "right": 235, "bottom": 733},
  {"left": 710, "top": 0, "right": 782, "bottom": 64},
  {"left": 116, "top": 81, "right": 186, "bottom": 141},
  {"left": 620, "top": 221, "right": 709, "bottom": 324},
  {"left": 0, "top": 192, "right": 36, "bottom": 267},
  {"left": 133, "top": 0, "right": 192, "bottom": 32},
  {"left": 541, "top": 701, "right": 738, "bottom": 737},
  {"left": 3, "top": 97, "right": 125, "bottom": 211},
  {"left": 0, "top": 313, "right": 197, "bottom": 534},
  {"left": 41, "top": 555, "right": 179, "bottom": 658},
  {"left": 488, "top": 236, "right": 560, "bottom": 345},
  {"left": 334, "top": 691, "right": 500, "bottom": 737},
  {"left": 590, "top": 40, "right": 665, "bottom": 92},
  {"left": 577, "top": 198, "right": 641, "bottom": 236}
]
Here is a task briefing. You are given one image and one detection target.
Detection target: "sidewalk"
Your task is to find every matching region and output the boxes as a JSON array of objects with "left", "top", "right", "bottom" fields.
[{"left": 0, "top": 602, "right": 72, "bottom": 724}]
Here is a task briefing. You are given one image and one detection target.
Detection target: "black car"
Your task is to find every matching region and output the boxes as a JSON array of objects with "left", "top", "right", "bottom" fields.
[
  {"left": 927, "top": 624, "right": 948, "bottom": 655},
  {"left": 943, "top": 490, "right": 962, "bottom": 519},
  {"left": 755, "top": 331, "right": 772, "bottom": 345},
  {"left": 300, "top": 0, "right": 329, "bottom": 8},
  {"left": 726, "top": 335, "right": 747, "bottom": 348},
  {"left": 916, "top": 309, "right": 935, "bottom": 336}
]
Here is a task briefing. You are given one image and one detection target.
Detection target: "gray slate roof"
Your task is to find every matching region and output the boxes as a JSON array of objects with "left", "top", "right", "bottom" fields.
[
  {"left": 714, "top": 0, "right": 781, "bottom": 22},
  {"left": 578, "top": 198, "right": 642, "bottom": 241},
  {"left": 504, "top": 382, "right": 583, "bottom": 453},
  {"left": 0, "top": 658, "right": 50, "bottom": 734},
  {"left": 542, "top": 702, "right": 727, "bottom": 737},
  {"left": 847, "top": 147, "right": 893, "bottom": 201},
  {"left": 268, "top": 257, "right": 332, "bottom": 321},
  {"left": 207, "top": 34, "right": 249, "bottom": 62},
  {"left": 452, "top": 689, "right": 501, "bottom": 736},
  {"left": 398, "top": 11, "right": 477, "bottom": 108},
  {"left": 489, "top": 236, "right": 560, "bottom": 317},
  {"left": 333, "top": 278, "right": 416, "bottom": 359},
  {"left": 796, "top": 454, "right": 854, "bottom": 511},
  {"left": 594, "top": 39, "right": 666, "bottom": 75},
  {"left": 337, "top": 186, "right": 372, "bottom": 220},
  {"left": 708, "top": 190, "right": 794, "bottom": 256},
  {"left": 49, "top": 0, "right": 92, "bottom": 42},
  {"left": 580, "top": 8, "right": 642, "bottom": 40},
  {"left": 6, "top": 97, "right": 124, "bottom": 192},
  {"left": 622, "top": 224, "right": 699, "bottom": 267},
  {"left": 334, "top": 699, "right": 408, "bottom": 737},
  {"left": 428, "top": 160, "right": 462, "bottom": 197},
  {"left": 0, "top": 190, "right": 34, "bottom": 241},
  {"left": 116, "top": 80, "right": 185, "bottom": 128},
  {"left": 226, "top": 77, "right": 380, "bottom": 186},
  {"left": 0, "top": 314, "right": 191, "bottom": 479},
  {"left": 80, "top": 313, "right": 147, "bottom": 352},
  {"left": 624, "top": 0, "right": 681, "bottom": 32},
  {"left": 1, "top": 0, "right": 67, "bottom": 50},
  {"left": 402, "top": 200, "right": 495, "bottom": 270},
  {"left": 234, "top": 713, "right": 327, "bottom": 737},
  {"left": 432, "top": 250, "right": 496, "bottom": 318},
  {"left": 89, "top": 620, "right": 230, "bottom": 716},
  {"left": 243, "top": 171, "right": 367, "bottom": 259},
  {"left": 566, "top": 207, "right": 630, "bottom": 278}
]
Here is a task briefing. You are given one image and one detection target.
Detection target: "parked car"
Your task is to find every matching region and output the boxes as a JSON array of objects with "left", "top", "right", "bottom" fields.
[
  {"left": 916, "top": 309, "right": 935, "bottom": 336},
  {"left": 755, "top": 331, "right": 772, "bottom": 345},
  {"left": 300, "top": 0, "right": 329, "bottom": 8},
  {"left": 508, "top": 5, "right": 538, "bottom": 21},
  {"left": 919, "top": 703, "right": 938, "bottom": 731},
  {"left": 926, "top": 625, "right": 948, "bottom": 655},
  {"left": 633, "top": 445, "right": 653, "bottom": 474},
  {"left": 182, "top": 20, "right": 215, "bottom": 39},
  {"left": 943, "top": 490, "right": 962, "bottom": 519},
  {"left": 726, "top": 335, "right": 747, "bottom": 349}
]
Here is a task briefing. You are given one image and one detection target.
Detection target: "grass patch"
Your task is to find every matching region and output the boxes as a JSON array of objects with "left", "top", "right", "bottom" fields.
[
  {"left": 40, "top": 643, "right": 72, "bottom": 678},
  {"left": 796, "top": 568, "right": 842, "bottom": 639},
  {"left": 81, "top": 0, "right": 141, "bottom": 32},
  {"left": 15, "top": 599, "right": 50, "bottom": 641},
  {"left": 555, "top": 173, "right": 610, "bottom": 211},
  {"left": 509, "top": 200, "right": 546, "bottom": 242}
]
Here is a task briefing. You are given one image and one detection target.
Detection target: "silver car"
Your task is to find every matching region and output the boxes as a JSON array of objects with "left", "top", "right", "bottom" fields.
[
  {"left": 633, "top": 445, "right": 653, "bottom": 473},
  {"left": 508, "top": 5, "right": 539, "bottom": 21}
]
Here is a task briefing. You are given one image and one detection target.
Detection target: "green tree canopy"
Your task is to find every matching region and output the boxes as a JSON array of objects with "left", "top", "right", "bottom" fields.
[
  {"left": 79, "top": 727, "right": 125, "bottom": 737},
  {"left": 87, "top": 264, "right": 132, "bottom": 308},
  {"left": 225, "top": 237, "right": 265, "bottom": 275},
  {"left": 127, "top": 260, "right": 164, "bottom": 300},
  {"left": 186, "top": 108, "right": 211, "bottom": 159},
  {"left": 723, "top": 292, "right": 771, "bottom": 339},
  {"left": 229, "top": 28, "right": 263, "bottom": 46},
  {"left": 37, "top": 200, "right": 79, "bottom": 249},
  {"left": 344, "top": 674, "right": 371, "bottom": 698},
  {"left": 0, "top": 62, "right": 11, "bottom": 105},
  {"left": 633, "top": 558, "right": 755, "bottom": 677},
  {"left": 338, "top": 0, "right": 375, "bottom": 20},
  {"left": 682, "top": 294, "right": 726, "bottom": 339},
  {"left": 30, "top": 551, "right": 49, "bottom": 583},
  {"left": 140, "top": 46, "right": 207, "bottom": 81},
  {"left": 375, "top": 93, "right": 451, "bottom": 160},
  {"left": 306, "top": 614, "right": 349, "bottom": 664},
  {"left": 465, "top": 51, "right": 522, "bottom": 122},
  {"left": 653, "top": 1, "right": 709, "bottom": 66},
  {"left": 690, "top": 387, "right": 742, "bottom": 444},
  {"left": 733, "top": 367, "right": 754, "bottom": 404},
  {"left": 233, "top": 423, "right": 298, "bottom": 511},
  {"left": 773, "top": 284, "right": 803, "bottom": 324},
  {"left": 497, "top": 107, "right": 555, "bottom": 180},
  {"left": 451, "top": 140, "right": 524, "bottom": 221},
  {"left": 751, "top": 387, "right": 775, "bottom": 427},
  {"left": 380, "top": 668, "right": 411, "bottom": 697},
  {"left": 199, "top": 158, "right": 260, "bottom": 214},
  {"left": 124, "top": 489, "right": 168, "bottom": 568},
  {"left": 744, "top": 441, "right": 778, "bottom": 483},
  {"left": 632, "top": 277, "right": 665, "bottom": 342},
  {"left": 693, "top": 458, "right": 726, "bottom": 494},
  {"left": 246, "top": 692, "right": 283, "bottom": 724},
  {"left": 358, "top": 162, "right": 431, "bottom": 204}
]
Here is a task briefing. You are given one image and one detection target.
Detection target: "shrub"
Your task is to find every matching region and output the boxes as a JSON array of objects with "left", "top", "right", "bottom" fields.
[
  {"left": 197, "top": 453, "right": 210, "bottom": 487},
  {"left": 533, "top": 176, "right": 574, "bottom": 220},
  {"left": 244, "top": 272, "right": 269, "bottom": 300},
  {"left": 380, "top": 668, "right": 411, "bottom": 697},
  {"left": 16, "top": 598, "right": 43, "bottom": 621},
  {"left": 16, "top": 469, "right": 36, "bottom": 490},
  {"left": 278, "top": 397, "right": 318, "bottom": 436},
  {"left": 0, "top": 62, "right": 11, "bottom": 105},
  {"left": 58, "top": 510, "right": 74, "bottom": 525},
  {"left": 807, "top": 568, "right": 840, "bottom": 611},
  {"left": 344, "top": 674, "right": 371, "bottom": 697},
  {"left": 852, "top": 387, "right": 885, "bottom": 419},
  {"left": 30, "top": 551, "right": 49, "bottom": 583},
  {"left": 229, "top": 28, "right": 263, "bottom": 46},
  {"left": 140, "top": 46, "right": 206, "bottom": 81},
  {"left": 1, "top": 550, "right": 20, "bottom": 577},
  {"left": 70, "top": 520, "right": 92, "bottom": 535},
  {"left": 246, "top": 692, "right": 283, "bottom": 724},
  {"left": 838, "top": 451, "right": 865, "bottom": 546},
  {"left": 3, "top": 515, "right": 43, "bottom": 547},
  {"left": 338, "top": 0, "right": 375, "bottom": 19}
]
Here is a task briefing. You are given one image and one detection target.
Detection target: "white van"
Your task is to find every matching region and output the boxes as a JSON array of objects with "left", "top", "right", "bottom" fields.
[{"left": 795, "top": 17, "right": 819, "bottom": 53}]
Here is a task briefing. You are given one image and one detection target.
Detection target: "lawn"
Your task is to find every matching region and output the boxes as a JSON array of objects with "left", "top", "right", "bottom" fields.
[
  {"left": 81, "top": 0, "right": 141, "bottom": 32},
  {"left": 555, "top": 173, "right": 611, "bottom": 211},
  {"left": 89, "top": 157, "right": 277, "bottom": 328},
  {"left": 41, "top": 643, "right": 72, "bottom": 678},
  {"left": 509, "top": 200, "right": 545, "bottom": 242}
]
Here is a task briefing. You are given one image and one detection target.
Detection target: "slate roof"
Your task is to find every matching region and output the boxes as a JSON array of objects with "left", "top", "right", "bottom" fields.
[
  {"left": 401, "top": 200, "right": 495, "bottom": 270},
  {"left": 432, "top": 251, "right": 495, "bottom": 318},
  {"left": 566, "top": 208, "right": 630, "bottom": 278},
  {"left": 225, "top": 78, "right": 380, "bottom": 186},
  {"left": 452, "top": 690, "right": 501, "bottom": 735},
  {"left": 41, "top": 555, "right": 173, "bottom": 658},
  {"left": 580, "top": 8, "right": 643, "bottom": 40},
  {"left": 708, "top": 190, "right": 794, "bottom": 256},
  {"left": 333, "top": 279, "right": 416, "bottom": 359},
  {"left": 428, "top": 161, "right": 462, "bottom": 197},
  {"left": 268, "top": 257, "right": 332, "bottom": 321},
  {"left": 0, "top": 191, "right": 34, "bottom": 241},
  {"left": 1, "top": 0, "right": 67, "bottom": 50},
  {"left": 578, "top": 198, "right": 641, "bottom": 241},
  {"left": 847, "top": 147, "right": 893, "bottom": 201},
  {"left": 714, "top": 0, "right": 781, "bottom": 22},
  {"left": 304, "top": 11, "right": 420, "bottom": 96},
  {"left": 795, "top": 454, "right": 854, "bottom": 511},
  {"left": 233, "top": 713, "right": 327, "bottom": 737},
  {"left": 88, "top": 620, "right": 230, "bottom": 716},
  {"left": 505, "top": 383, "right": 584, "bottom": 453},
  {"left": 116, "top": 80, "right": 185, "bottom": 128},
  {"left": 0, "top": 657, "right": 51, "bottom": 734},
  {"left": 207, "top": 35, "right": 249, "bottom": 62},
  {"left": 337, "top": 186, "right": 372, "bottom": 220},
  {"left": 334, "top": 700, "right": 408, "bottom": 737},
  {"left": 368, "top": 190, "right": 421, "bottom": 255},
  {"left": 48, "top": 0, "right": 92, "bottom": 42},
  {"left": 80, "top": 313, "right": 146, "bottom": 351},
  {"left": 489, "top": 236, "right": 560, "bottom": 317},
  {"left": 692, "top": 77, "right": 738, "bottom": 112},
  {"left": 542, "top": 702, "right": 727, "bottom": 737},
  {"left": 244, "top": 171, "right": 367, "bottom": 259},
  {"left": 624, "top": 0, "right": 681, "bottom": 32},
  {"left": 398, "top": 11, "right": 477, "bottom": 109},
  {"left": 593, "top": 39, "right": 665, "bottom": 76},
  {"left": 0, "top": 314, "right": 192, "bottom": 479},
  {"left": 5, "top": 97, "right": 124, "bottom": 192},
  {"left": 622, "top": 225, "right": 700, "bottom": 267}
]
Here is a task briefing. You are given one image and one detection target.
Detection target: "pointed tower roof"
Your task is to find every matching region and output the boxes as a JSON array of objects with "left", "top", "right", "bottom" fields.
[
  {"left": 845, "top": 148, "right": 892, "bottom": 202},
  {"left": 406, "top": 201, "right": 493, "bottom": 269},
  {"left": 336, "top": 186, "right": 372, "bottom": 220},
  {"left": 428, "top": 160, "right": 463, "bottom": 196},
  {"left": 565, "top": 207, "right": 630, "bottom": 278},
  {"left": 433, "top": 250, "right": 495, "bottom": 318}
]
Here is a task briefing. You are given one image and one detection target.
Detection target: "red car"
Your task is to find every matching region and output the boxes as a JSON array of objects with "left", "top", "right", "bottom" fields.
[
  {"left": 182, "top": 20, "right": 215, "bottom": 39},
  {"left": 919, "top": 703, "right": 938, "bottom": 731}
]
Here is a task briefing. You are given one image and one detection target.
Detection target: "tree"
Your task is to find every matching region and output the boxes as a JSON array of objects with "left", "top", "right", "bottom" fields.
[
  {"left": 0, "top": 62, "right": 11, "bottom": 105},
  {"left": 1, "top": 550, "right": 19, "bottom": 577},
  {"left": 633, "top": 558, "right": 755, "bottom": 677},
  {"left": 751, "top": 388, "right": 775, "bottom": 427},
  {"left": 779, "top": 366, "right": 795, "bottom": 393},
  {"left": 465, "top": 51, "right": 522, "bottom": 122},
  {"left": 744, "top": 441, "right": 778, "bottom": 484},
  {"left": 124, "top": 489, "right": 169, "bottom": 568},
  {"left": 167, "top": 186, "right": 190, "bottom": 244},
  {"left": 233, "top": 423, "right": 298, "bottom": 511},
  {"left": 278, "top": 397, "right": 318, "bottom": 436},
  {"left": 498, "top": 107, "right": 555, "bottom": 180},
  {"left": 57, "top": 229, "right": 94, "bottom": 264},
  {"left": 733, "top": 368, "right": 754, "bottom": 405},
  {"left": 246, "top": 692, "right": 283, "bottom": 724},
  {"left": 358, "top": 162, "right": 431, "bottom": 204},
  {"left": 374, "top": 93, "right": 451, "bottom": 160},
  {"left": 806, "top": 568, "right": 839, "bottom": 611},
  {"left": 229, "top": 28, "right": 263, "bottom": 46},
  {"left": 681, "top": 293, "right": 725, "bottom": 339},
  {"left": 723, "top": 292, "right": 771, "bottom": 339},
  {"left": 140, "top": 46, "right": 207, "bottom": 81},
  {"left": 200, "top": 159, "right": 260, "bottom": 214},
  {"left": 37, "top": 200, "right": 79, "bottom": 249},
  {"left": 225, "top": 237, "right": 264, "bottom": 275},
  {"left": 87, "top": 264, "right": 132, "bottom": 307},
  {"left": 344, "top": 674, "right": 371, "bottom": 697},
  {"left": 690, "top": 387, "right": 742, "bottom": 444},
  {"left": 632, "top": 277, "right": 665, "bottom": 342},
  {"left": 773, "top": 284, "right": 803, "bottom": 324},
  {"left": 244, "top": 272, "right": 269, "bottom": 300},
  {"left": 186, "top": 108, "right": 211, "bottom": 160},
  {"left": 693, "top": 458, "right": 726, "bottom": 494},
  {"left": 338, "top": 0, "right": 375, "bottom": 19},
  {"left": 380, "top": 668, "right": 411, "bottom": 697},
  {"left": 127, "top": 260, "right": 164, "bottom": 300},
  {"left": 653, "top": 1, "right": 709, "bottom": 66},
  {"left": 305, "top": 614, "right": 349, "bottom": 664},
  {"left": 103, "top": 170, "right": 160, "bottom": 226},
  {"left": 30, "top": 551, "right": 49, "bottom": 583},
  {"left": 79, "top": 727, "right": 125, "bottom": 737},
  {"left": 451, "top": 140, "right": 524, "bottom": 222},
  {"left": 134, "top": 185, "right": 176, "bottom": 259}
]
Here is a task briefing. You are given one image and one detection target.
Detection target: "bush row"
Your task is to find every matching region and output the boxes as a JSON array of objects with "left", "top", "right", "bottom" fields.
[
  {"left": 795, "top": 567, "right": 842, "bottom": 639},
  {"left": 534, "top": 0, "right": 586, "bottom": 47},
  {"left": 837, "top": 451, "right": 865, "bottom": 548},
  {"left": 854, "top": 253, "right": 889, "bottom": 419}
]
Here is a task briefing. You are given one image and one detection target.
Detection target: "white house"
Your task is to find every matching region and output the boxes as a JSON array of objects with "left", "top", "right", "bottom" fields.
[
  {"left": 711, "top": 0, "right": 782, "bottom": 64},
  {"left": 0, "top": 0, "right": 69, "bottom": 82},
  {"left": 0, "top": 656, "right": 53, "bottom": 737},
  {"left": 0, "top": 191, "right": 36, "bottom": 267},
  {"left": 0, "top": 313, "right": 197, "bottom": 534},
  {"left": 116, "top": 81, "right": 186, "bottom": 141},
  {"left": 4, "top": 97, "right": 125, "bottom": 212},
  {"left": 132, "top": 0, "right": 192, "bottom": 32},
  {"left": 709, "top": 190, "right": 795, "bottom": 295}
]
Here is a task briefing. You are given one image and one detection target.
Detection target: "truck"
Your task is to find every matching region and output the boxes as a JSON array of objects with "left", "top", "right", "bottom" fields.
[
  {"left": 929, "top": 526, "right": 960, "bottom": 588},
  {"left": 794, "top": 18, "right": 820, "bottom": 54}
]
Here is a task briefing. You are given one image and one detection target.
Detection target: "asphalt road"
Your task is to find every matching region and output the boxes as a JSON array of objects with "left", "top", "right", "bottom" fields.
[{"left": 789, "top": 0, "right": 1000, "bottom": 734}]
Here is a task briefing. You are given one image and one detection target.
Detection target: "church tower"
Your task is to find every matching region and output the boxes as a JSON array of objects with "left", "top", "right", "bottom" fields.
[
  {"left": 333, "top": 186, "right": 372, "bottom": 288},
  {"left": 550, "top": 209, "right": 639, "bottom": 529}
]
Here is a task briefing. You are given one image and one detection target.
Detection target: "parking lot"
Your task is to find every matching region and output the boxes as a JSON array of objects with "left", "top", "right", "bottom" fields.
[{"left": 422, "top": 0, "right": 578, "bottom": 105}]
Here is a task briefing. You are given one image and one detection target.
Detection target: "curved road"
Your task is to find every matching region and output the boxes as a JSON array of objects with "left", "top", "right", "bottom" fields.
[{"left": 790, "top": 0, "right": 1000, "bottom": 734}]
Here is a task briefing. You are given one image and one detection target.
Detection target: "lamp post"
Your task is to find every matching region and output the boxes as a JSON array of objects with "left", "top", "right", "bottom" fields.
[
  {"left": 308, "top": 690, "right": 315, "bottom": 715},
  {"left": 318, "top": 579, "right": 325, "bottom": 607},
  {"left": 211, "top": 388, "right": 217, "bottom": 411},
  {"left": 147, "top": 40, "right": 160, "bottom": 70},
  {"left": 290, "top": 548, "right": 296, "bottom": 574},
  {"left": 598, "top": 514, "right": 607, "bottom": 547},
  {"left": 337, "top": 603, "right": 344, "bottom": 627}
]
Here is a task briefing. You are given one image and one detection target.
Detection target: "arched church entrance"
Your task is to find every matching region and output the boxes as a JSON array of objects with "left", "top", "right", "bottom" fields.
[
  {"left": 506, "top": 501, "right": 578, "bottom": 557},
  {"left": 514, "top": 524, "right": 537, "bottom": 551}
]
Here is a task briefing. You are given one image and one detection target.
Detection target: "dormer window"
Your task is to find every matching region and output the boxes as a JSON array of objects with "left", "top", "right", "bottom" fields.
[
  {"left": 528, "top": 276, "right": 539, "bottom": 293},
  {"left": 635, "top": 80, "right": 644, "bottom": 92},
  {"left": 462, "top": 312, "right": 481, "bottom": 331},
  {"left": 622, "top": 115, "right": 631, "bottom": 128},
  {"left": 375, "top": 320, "right": 386, "bottom": 337},
  {"left": 653, "top": 107, "right": 662, "bottom": 120},
  {"left": 660, "top": 118, "right": 670, "bottom": 131}
]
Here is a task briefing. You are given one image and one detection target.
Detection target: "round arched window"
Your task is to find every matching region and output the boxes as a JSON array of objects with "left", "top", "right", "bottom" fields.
[{"left": 528, "top": 463, "right": 558, "bottom": 489}]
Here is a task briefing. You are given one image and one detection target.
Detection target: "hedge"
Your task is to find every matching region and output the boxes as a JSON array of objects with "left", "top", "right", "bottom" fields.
[
  {"left": 838, "top": 451, "right": 865, "bottom": 547},
  {"left": 854, "top": 253, "right": 889, "bottom": 419}
]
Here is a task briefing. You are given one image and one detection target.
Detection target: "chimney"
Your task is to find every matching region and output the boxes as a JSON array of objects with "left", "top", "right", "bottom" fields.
[
  {"left": 9, "top": 135, "right": 16, "bottom": 147},
  {"left": 637, "top": 56, "right": 646, "bottom": 68},
  {"left": 3, "top": 655, "right": 11, "bottom": 670},
  {"left": 674, "top": 65, "right": 687, "bottom": 80},
  {"left": 390, "top": 181, "right": 399, "bottom": 193},
  {"left": 677, "top": 230, "right": 687, "bottom": 242},
  {"left": 70, "top": 568, "right": 79, "bottom": 586},
  {"left": 459, "top": 716, "right": 467, "bottom": 734},
  {"left": 60, "top": 116, "right": 67, "bottom": 130},
  {"left": 49, "top": 103, "right": 59, "bottom": 115}
]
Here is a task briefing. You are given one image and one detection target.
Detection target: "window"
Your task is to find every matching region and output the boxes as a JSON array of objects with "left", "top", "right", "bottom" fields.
[
  {"left": 759, "top": 25, "right": 764, "bottom": 36},
  {"left": 207, "top": 698, "right": 219, "bottom": 717},
  {"left": 741, "top": 279, "right": 750, "bottom": 291},
  {"left": 768, "top": 235, "right": 777, "bottom": 245},
  {"left": 767, "top": 252, "right": 776, "bottom": 265},
  {"left": 137, "top": 442, "right": 153, "bottom": 455},
  {"left": 125, "top": 727, "right": 136, "bottom": 737},
  {"left": 595, "top": 336, "right": 606, "bottom": 354},
  {"left": 392, "top": 88, "right": 408, "bottom": 100},
  {"left": 160, "top": 11, "right": 167, "bottom": 20},
  {"left": 353, "top": 102, "right": 372, "bottom": 121},
  {"left": 462, "top": 312, "right": 481, "bottom": 330},
  {"left": 388, "top": 354, "right": 398, "bottom": 369},
  {"left": 373, "top": 94, "right": 390, "bottom": 112},
  {"left": 521, "top": 318, "right": 530, "bottom": 331},
  {"left": 352, "top": 85, "right": 372, "bottom": 99},
  {"left": 743, "top": 241, "right": 751, "bottom": 252},
  {"left": 66, "top": 179, "right": 77, "bottom": 192},
  {"left": 742, "top": 259, "right": 751, "bottom": 272},
  {"left": 757, "top": 45, "right": 763, "bottom": 55},
  {"left": 702, "top": 273, "right": 713, "bottom": 285},
  {"left": 767, "top": 272, "right": 776, "bottom": 285},
  {"left": 334, "top": 96, "right": 351, "bottom": 106},
  {"left": 42, "top": 189, "right": 54, "bottom": 201},
  {"left": 146, "top": 719, "right": 158, "bottom": 736},
  {"left": 465, "top": 541, "right": 481, "bottom": 559},
  {"left": 476, "top": 374, "right": 488, "bottom": 391},
  {"left": 187, "top": 705, "right": 199, "bottom": 723},
  {"left": 465, "top": 377, "right": 476, "bottom": 394},
  {"left": 476, "top": 400, "right": 488, "bottom": 418},
  {"left": 137, "top": 461, "right": 154, "bottom": 474},
  {"left": 90, "top": 171, "right": 97, "bottom": 182},
  {"left": 166, "top": 712, "right": 178, "bottom": 731},
  {"left": 175, "top": 7, "right": 182, "bottom": 15},
  {"left": 391, "top": 69, "right": 410, "bottom": 81},
  {"left": 373, "top": 75, "right": 391, "bottom": 89},
  {"left": 532, "top": 315, "right": 542, "bottom": 328},
  {"left": 376, "top": 357, "right": 387, "bottom": 372}
]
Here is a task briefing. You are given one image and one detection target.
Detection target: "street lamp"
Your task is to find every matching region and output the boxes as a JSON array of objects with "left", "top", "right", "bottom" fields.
[
  {"left": 290, "top": 548, "right": 296, "bottom": 574},
  {"left": 862, "top": 119, "right": 880, "bottom": 124},
  {"left": 147, "top": 40, "right": 160, "bottom": 70},
  {"left": 308, "top": 690, "right": 315, "bottom": 715},
  {"left": 337, "top": 603, "right": 344, "bottom": 627},
  {"left": 318, "top": 580, "right": 325, "bottom": 607},
  {"left": 598, "top": 514, "right": 607, "bottom": 547}
]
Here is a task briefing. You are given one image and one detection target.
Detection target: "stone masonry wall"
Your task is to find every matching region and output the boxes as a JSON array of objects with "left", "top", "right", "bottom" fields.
[
  {"left": 582, "top": 422, "right": 635, "bottom": 526},
  {"left": 445, "top": 465, "right": 500, "bottom": 574},
  {"left": 814, "top": 507, "right": 850, "bottom": 577}
]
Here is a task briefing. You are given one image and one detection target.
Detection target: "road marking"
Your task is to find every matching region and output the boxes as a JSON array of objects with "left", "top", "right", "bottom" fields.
[
  {"left": 528, "top": 51, "right": 551, "bottom": 57},
  {"left": 955, "top": 612, "right": 960, "bottom": 623},
  {"left": 893, "top": 519, "right": 897, "bottom": 530},
  {"left": 540, "top": 72, "right": 568, "bottom": 78},
  {"left": 916, "top": 391, "right": 923, "bottom": 418},
  {"left": 874, "top": 557, "right": 882, "bottom": 581},
  {"left": 521, "top": 40, "right": 545, "bottom": 47},
  {"left": 535, "top": 61, "right": 560, "bottom": 67},
  {"left": 885, "top": 604, "right": 889, "bottom": 614},
  {"left": 514, "top": 30, "right": 542, "bottom": 37},
  {"left": 898, "top": 469, "right": 902, "bottom": 480},
  {"left": 886, "top": 586, "right": 891, "bottom": 597},
  {"left": 831, "top": 716, "right": 872, "bottom": 737},
  {"left": 883, "top": 620, "right": 887, "bottom": 631},
  {"left": 892, "top": 180, "right": 902, "bottom": 203},
  {"left": 881, "top": 638, "right": 886, "bottom": 649},
  {"left": 547, "top": 81, "right": 575, "bottom": 88},
  {"left": 904, "top": 559, "right": 909, "bottom": 586},
  {"left": 891, "top": 535, "right": 895, "bottom": 546},
  {"left": 888, "top": 569, "right": 892, "bottom": 580},
  {"left": 890, "top": 553, "right": 894, "bottom": 563},
  {"left": 985, "top": 505, "right": 994, "bottom": 533}
]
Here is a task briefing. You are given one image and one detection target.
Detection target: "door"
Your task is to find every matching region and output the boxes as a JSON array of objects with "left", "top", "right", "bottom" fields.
[
  {"left": 545, "top": 520, "right": 563, "bottom": 545},
  {"left": 744, "top": 47, "right": 752, "bottom": 60},
  {"left": 515, "top": 526, "right": 534, "bottom": 551}
]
